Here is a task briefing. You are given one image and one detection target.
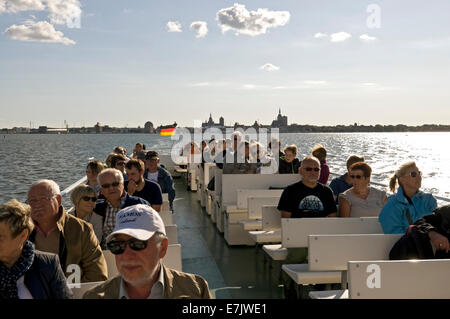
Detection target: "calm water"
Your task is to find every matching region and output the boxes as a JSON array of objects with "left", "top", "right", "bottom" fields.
[{"left": 1, "top": 132, "right": 450, "bottom": 206}]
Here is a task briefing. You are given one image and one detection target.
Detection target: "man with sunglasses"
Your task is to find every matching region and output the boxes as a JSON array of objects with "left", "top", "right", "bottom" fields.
[
  {"left": 94, "top": 169, "right": 150, "bottom": 248},
  {"left": 83, "top": 204, "right": 213, "bottom": 299},
  {"left": 27, "top": 179, "right": 108, "bottom": 282}
]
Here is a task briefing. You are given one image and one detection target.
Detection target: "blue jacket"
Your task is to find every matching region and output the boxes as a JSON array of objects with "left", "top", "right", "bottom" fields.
[
  {"left": 329, "top": 173, "right": 352, "bottom": 204},
  {"left": 94, "top": 192, "right": 150, "bottom": 219},
  {"left": 144, "top": 167, "right": 176, "bottom": 209},
  {"left": 24, "top": 251, "right": 73, "bottom": 299},
  {"left": 378, "top": 186, "right": 437, "bottom": 234}
]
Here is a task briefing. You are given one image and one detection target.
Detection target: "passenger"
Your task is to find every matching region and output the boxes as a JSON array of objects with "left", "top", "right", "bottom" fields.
[
  {"left": 85, "top": 160, "right": 104, "bottom": 195},
  {"left": 125, "top": 159, "right": 163, "bottom": 212},
  {"left": 105, "top": 152, "right": 118, "bottom": 168},
  {"left": 113, "top": 146, "right": 130, "bottom": 161},
  {"left": 268, "top": 137, "right": 284, "bottom": 158},
  {"left": 223, "top": 141, "right": 257, "bottom": 174},
  {"left": 250, "top": 142, "right": 277, "bottom": 174},
  {"left": 27, "top": 180, "right": 107, "bottom": 282},
  {"left": 110, "top": 153, "right": 128, "bottom": 182},
  {"left": 0, "top": 199, "right": 73, "bottom": 299},
  {"left": 312, "top": 144, "right": 330, "bottom": 185},
  {"left": 83, "top": 204, "right": 213, "bottom": 299},
  {"left": 338, "top": 162, "right": 387, "bottom": 217},
  {"left": 143, "top": 151, "right": 176, "bottom": 211},
  {"left": 379, "top": 161, "right": 437, "bottom": 234},
  {"left": 70, "top": 185, "right": 103, "bottom": 242},
  {"left": 279, "top": 144, "right": 301, "bottom": 174},
  {"left": 329, "top": 155, "right": 365, "bottom": 203},
  {"left": 132, "top": 143, "right": 146, "bottom": 160},
  {"left": 94, "top": 169, "right": 150, "bottom": 248}
]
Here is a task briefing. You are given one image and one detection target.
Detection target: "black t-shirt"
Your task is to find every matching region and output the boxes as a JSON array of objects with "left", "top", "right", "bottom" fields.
[
  {"left": 277, "top": 181, "right": 337, "bottom": 218},
  {"left": 125, "top": 179, "right": 163, "bottom": 206}
]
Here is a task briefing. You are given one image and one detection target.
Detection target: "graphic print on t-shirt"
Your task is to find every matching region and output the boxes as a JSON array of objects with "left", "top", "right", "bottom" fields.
[{"left": 298, "top": 195, "right": 324, "bottom": 212}]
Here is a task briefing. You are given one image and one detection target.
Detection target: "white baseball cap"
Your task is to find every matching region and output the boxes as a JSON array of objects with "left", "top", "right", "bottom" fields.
[{"left": 106, "top": 204, "right": 166, "bottom": 242}]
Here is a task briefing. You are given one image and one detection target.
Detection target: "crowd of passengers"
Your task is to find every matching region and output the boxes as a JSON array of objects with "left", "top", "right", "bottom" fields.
[{"left": 1, "top": 135, "right": 449, "bottom": 299}]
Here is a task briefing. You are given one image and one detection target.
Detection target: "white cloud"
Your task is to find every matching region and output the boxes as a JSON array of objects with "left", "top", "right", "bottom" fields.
[
  {"left": 330, "top": 32, "right": 352, "bottom": 42},
  {"left": 0, "top": 0, "right": 6, "bottom": 14},
  {"left": 259, "top": 63, "right": 279, "bottom": 72},
  {"left": 190, "top": 21, "right": 208, "bottom": 38},
  {"left": 314, "top": 32, "right": 327, "bottom": 39},
  {"left": 46, "top": 0, "right": 82, "bottom": 28},
  {"left": 167, "top": 21, "right": 182, "bottom": 33},
  {"left": 5, "top": 20, "right": 75, "bottom": 45},
  {"left": 2, "top": 0, "right": 45, "bottom": 13},
  {"left": 360, "top": 34, "right": 377, "bottom": 42},
  {"left": 216, "top": 3, "right": 290, "bottom": 36},
  {"left": 303, "top": 80, "right": 327, "bottom": 85}
]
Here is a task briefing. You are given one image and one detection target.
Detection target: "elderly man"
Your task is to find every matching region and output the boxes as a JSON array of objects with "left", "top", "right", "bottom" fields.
[
  {"left": 143, "top": 151, "right": 176, "bottom": 211},
  {"left": 125, "top": 159, "right": 163, "bottom": 212},
  {"left": 94, "top": 168, "right": 149, "bottom": 247},
  {"left": 27, "top": 179, "right": 107, "bottom": 283},
  {"left": 83, "top": 204, "right": 213, "bottom": 299}
]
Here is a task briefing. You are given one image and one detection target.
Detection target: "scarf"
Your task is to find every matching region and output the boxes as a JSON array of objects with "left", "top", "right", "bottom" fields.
[{"left": 0, "top": 240, "right": 35, "bottom": 299}]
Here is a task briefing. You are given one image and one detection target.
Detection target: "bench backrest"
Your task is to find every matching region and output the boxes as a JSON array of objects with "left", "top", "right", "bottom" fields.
[
  {"left": 165, "top": 224, "right": 178, "bottom": 244},
  {"left": 308, "top": 234, "right": 402, "bottom": 271},
  {"left": 237, "top": 190, "right": 283, "bottom": 210},
  {"left": 262, "top": 205, "right": 281, "bottom": 230},
  {"left": 204, "top": 163, "right": 215, "bottom": 185},
  {"left": 281, "top": 217, "right": 383, "bottom": 248},
  {"left": 221, "top": 174, "right": 299, "bottom": 206},
  {"left": 247, "top": 196, "right": 281, "bottom": 219},
  {"left": 159, "top": 211, "right": 174, "bottom": 225},
  {"left": 348, "top": 259, "right": 450, "bottom": 299},
  {"left": 215, "top": 168, "right": 223, "bottom": 197}
]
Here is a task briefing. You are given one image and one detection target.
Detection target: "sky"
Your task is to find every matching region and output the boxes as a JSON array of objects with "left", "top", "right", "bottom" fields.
[{"left": 1, "top": 0, "right": 450, "bottom": 129}]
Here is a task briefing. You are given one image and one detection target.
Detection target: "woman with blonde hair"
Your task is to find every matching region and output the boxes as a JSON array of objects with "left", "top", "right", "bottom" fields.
[{"left": 379, "top": 161, "right": 437, "bottom": 234}]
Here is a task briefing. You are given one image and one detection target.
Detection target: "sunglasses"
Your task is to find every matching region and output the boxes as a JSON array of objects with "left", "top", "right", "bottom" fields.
[
  {"left": 408, "top": 171, "right": 422, "bottom": 178},
  {"left": 303, "top": 167, "right": 320, "bottom": 172},
  {"left": 107, "top": 238, "right": 148, "bottom": 255},
  {"left": 81, "top": 196, "right": 97, "bottom": 202},
  {"left": 101, "top": 181, "right": 120, "bottom": 189}
]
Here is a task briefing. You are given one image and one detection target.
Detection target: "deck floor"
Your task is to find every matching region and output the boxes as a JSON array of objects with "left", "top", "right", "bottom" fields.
[{"left": 172, "top": 178, "right": 284, "bottom": 299}]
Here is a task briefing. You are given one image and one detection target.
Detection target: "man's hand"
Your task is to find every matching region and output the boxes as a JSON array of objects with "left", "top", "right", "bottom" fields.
[
  {"left": 127, "top": 180, "right": 137, "bottom": 195},
  {"left": 429, "top": 231, "right": 450, "bottom": 253}
]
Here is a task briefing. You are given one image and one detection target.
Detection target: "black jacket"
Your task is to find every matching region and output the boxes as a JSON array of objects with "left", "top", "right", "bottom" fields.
[
  {"left": 24, "top": 251, "right": 73, "bottom": 299},
  {"left": 279, "top": 157, "right": 301, "bottom": 174}
]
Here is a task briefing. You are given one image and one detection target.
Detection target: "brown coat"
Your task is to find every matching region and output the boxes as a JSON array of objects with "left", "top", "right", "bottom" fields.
[{"left": 82, "top": 265, "right": 213, "bottom": 299}]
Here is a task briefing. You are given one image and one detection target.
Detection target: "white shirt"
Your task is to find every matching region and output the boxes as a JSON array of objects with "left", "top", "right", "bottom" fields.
[
  {"left": 119, "top": 266, "right": 165, "bottom": 299},
  {"left": 17, "top": 276, "right": 34, "bottom": 299},
  {"left": 147, "top": 171, "right": 159, "bottom": 183}
]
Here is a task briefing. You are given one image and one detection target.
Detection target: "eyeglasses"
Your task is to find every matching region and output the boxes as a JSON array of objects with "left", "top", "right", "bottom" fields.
[
  {"left": 27, "top": 195, "right": 56, "bottom": 205},
  {"left": 350, "top": 175, "right": 364, "bottom": 179},
  {"left": 303, "top": 167, "right": 320, "bottom": 172},
  {"left": 107, "top": 238, "right": 148, "bottom": 255},
  {"left": 101, "top": 181, "right": 120, "bottom": 189},
  {"left": 81, "top": 196, "right": 97, "bottom": 202},
  {"left": 408, "top": 171, "right": 422, "bottom": 178}
]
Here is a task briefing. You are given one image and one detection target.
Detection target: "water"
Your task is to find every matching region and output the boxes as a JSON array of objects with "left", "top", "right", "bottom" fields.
[{"left": 1, "top": 132, "right": 449, "bottom": 206}]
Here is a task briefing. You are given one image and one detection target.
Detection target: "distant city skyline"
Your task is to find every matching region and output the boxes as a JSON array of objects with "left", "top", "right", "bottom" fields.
[{"left": 1, "top": 1, "right": 450, "bottom": 128}]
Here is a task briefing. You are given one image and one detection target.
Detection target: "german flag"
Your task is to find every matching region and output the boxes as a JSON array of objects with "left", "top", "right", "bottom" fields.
[{"left": 160, "top": 127, "right": 175, "bottom": 136}]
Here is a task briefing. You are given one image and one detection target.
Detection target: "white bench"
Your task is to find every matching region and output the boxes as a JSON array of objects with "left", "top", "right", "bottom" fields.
[
  {"left": 68, "top": 281, "right": 105, "bottom": 299},
  {"left": 305, "top": 233, "right": 402, "bottom": 299},
  {"left": 248, "top": 206, "right": 282, "bottom": 244},
  {"left": 159, "top": 211, "right": 174, "bottom": 225},
  {"left": 239, "top": 196, "right": 281, "bottom": 231}
]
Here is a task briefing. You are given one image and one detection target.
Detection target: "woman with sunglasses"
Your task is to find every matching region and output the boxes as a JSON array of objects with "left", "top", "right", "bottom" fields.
[
  {"left": 338, "top": 162, "right": 387, "bottom": 217},
  {"left": 70, "top": 185, "right": 103, "bottom": 242},
  {"left": 379, "top": 161, "right": 437, "bottom": 234}
]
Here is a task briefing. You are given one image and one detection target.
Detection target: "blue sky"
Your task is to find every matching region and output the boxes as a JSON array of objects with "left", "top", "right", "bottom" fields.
[{"left": 1, "top": 0, "right": 450, "bottom": 128}]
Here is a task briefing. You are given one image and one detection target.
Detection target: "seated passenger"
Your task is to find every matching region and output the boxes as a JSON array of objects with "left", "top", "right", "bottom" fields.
[
  {"left": 132, "top": 143, "right": 146, "bottom": 161},
  {"left": 312, "top": 144, "right": 330, "bottom": 185},
  {"left": 113, "top": 146, "right": 131, "bottom": 161},
  {"left": 338, "top": 162, "right": 387, "bottom": 217},
  {"left": 0, "top": 199, "right": 73, "bottom": 299},
  {"left": 70, "top": 185, "right": 103, "bottom": 242},
  {"left": 279, "top": 145, "right": 301, "bottom": 174},
  {"left": 110, "top": 154, "right": 127, "bottom": 182},
  {"left": 83, "top": 204, "right": 213, "bottom": 299},
  {"left": 223, "top": 141, "right": 257, "bottom": 174},
  {"left": 125, "top": 159, "right": 163, "bottom": 212},
  {"left": 94, "top": 168, "right": 150, "bottom": 248},
  {"left": 85, "top": 160, "right": 104, "bottom": 195},
  {"left": 379, "top": 161, "right": 437, "bottom": 234},
  {"left": 143, "top": 151, "right": 176, "bottom": 211},
  {"left": 329, "top": 155, "right": 365, "bottom": 203},
  {"left": 250, "top": 142, "right": 277, "bottom": 174},
  {"left": 27, "top": 179, "right": 107, "bottom": 282}
]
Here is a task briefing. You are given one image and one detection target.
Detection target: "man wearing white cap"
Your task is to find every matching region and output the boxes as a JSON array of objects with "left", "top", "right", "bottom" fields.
[{"left": 83, "top": 204, "right": 212, "bottom": 299}]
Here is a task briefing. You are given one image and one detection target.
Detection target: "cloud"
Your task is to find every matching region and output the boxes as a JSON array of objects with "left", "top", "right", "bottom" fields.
[
  {"left": 360, "top": 34, "right": 376, "bottom": 42},
  {"left": 190, "top": 21, "right": 208, "bottom": 38},
  {"left": 216, "top": 3, "right": 290, "bottom": 36},
  {"left": 5, "top": 20, "right": 75, "bottom": 45},
  {"left": 1, "top": 0, "right": 45, "bottom": 13},
  {"left": 330, "top": 32, "right": 352, "bottom": 42},
  {"left": 0, "top": 1, "right": 6, "bottom": 14},
  {"left": 303, "top": 80, "right": 327, "bottom": 85},
  {"left": 314, "top": 32, "right": 327, "bottom": 39},
  {"left": 46, "top": 0, "right": 82, "bottom": 28},
  {"left": 167, "top": 21, "right": 182, "bottom": 33},
  {"left": 259, "top": 63, "right": 280, "bottom": 72}
]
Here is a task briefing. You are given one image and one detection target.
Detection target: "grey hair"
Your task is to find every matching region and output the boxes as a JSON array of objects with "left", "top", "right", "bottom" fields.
[
  {"left": 301, "top": 155, "right": 320, "bottom": 167},
  {"left": 0, "top": 199, "right": 34, "bottom": 238},
  {"left": 97, "top": 168, "right": 124, "bottom": 185},
  {"left": 28, "top": 179, "right": 61, "bottom": 196}
]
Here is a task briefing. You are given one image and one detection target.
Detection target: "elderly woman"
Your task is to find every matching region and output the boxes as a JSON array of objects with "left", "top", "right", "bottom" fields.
[
  {"left": 0, "top": 199, "right": 72, "bottom": 299},
  {"left": 279, "top": 144, "right": 301, "bottom": 174},
  {"left": 85, "top": 160, "right": 104, "bottom": 195},
  {"left": 379, "top": 161, "right": 437, "bottom": 234},
  {"left": 70, "top": 185, "right": 103, "bottom": 242},
  {"left": 338, "top": 162, "right": 387, "bottom": 217}
]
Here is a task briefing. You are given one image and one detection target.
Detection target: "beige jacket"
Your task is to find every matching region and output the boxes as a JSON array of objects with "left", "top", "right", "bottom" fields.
[{"left": 83, "top": 265, "right": 213, "bottom": 299}]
